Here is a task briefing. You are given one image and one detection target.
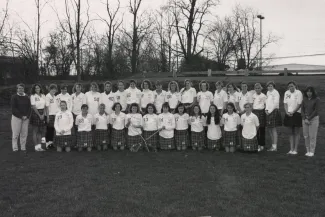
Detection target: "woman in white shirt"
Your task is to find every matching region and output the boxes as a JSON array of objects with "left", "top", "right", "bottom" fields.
[
  {"left": 252, "top": 83, "right": 267, "bottom": 152},
  {"left": 142, "top": 103, "right": 159, "bottom": 151},
  {"left": 221, "top": 102, "right": 241, "bottom": 153},
  {"left": 238, "top": 82, "right": 253, "bottom": 114},
  {"left": 30, "top": 84, "right": 47, "bottom": 151},
  {"left": 180, "top": 79, "right": 197, "bottom": 113},
  {"left": 99, "top": 81, "right": 115, "bottom": 115},
  {"left": 174, "top": 103, "right": 189, "bottom": 151},
  {"left": 213, "top": 81, "right": 227, "bottom": 115},
  {"left": 226, "top": 83, "right": 240, "bottom": 112},
  {"left": 57, "top": 84, "right": 72, "bottom": 112},
  {"left": 126, "top": 80, "right": 142, "bottom": 112},
  {"left": 94, "top": 104, "right": 110, "bottom": 151},
  {"left": 110, "top": 102, "right": 126, "bottom": 150},
  {"left": 188, "top": 105, "right": 206, "bottom": 151},
  {"left": 154, "top": 80, "right": 166, "bottom": 114},
  {"left": 165, "top": 81, "right": 181, "bottom": 113},
  {"left": 114, "top": 81, "right": 128, "bottom": 112},
  {"left": 46, "top": 84, "right": 59, "bottom": 148},
  {"left": 283, "top": 81, "right": 303, "bottom": 155},
  {"left": 125, "top": 103, "right": 143, "bottom": 151},
  {"left": 141, "top": 80, "right": 155, "bottom": 113},
  {"left": 54, "top": 101, "right": 74, "bottom": 152},
  {"left": 206, "top": 104, "right": 222, "bottom": 150},
  {"left": 197, "top": 80, "right": 213, "bottom": 115},
  {"left": 158, "top": 102, "right": 176, "bottom": 150},
  {"left": 241, "top": 103, "right": 260, "bottom": 152},
  {"left": 75, "top": 104, "right": 94, "bottom": 152},
  {"left": 85, "top": 82, "right": 101, "bottom": 116},
  {"left": 71, "top": 83, "right": 86, "bottom": 119},
  {"left": 265, "top": 81, "right": 282, "bottom": 152}
]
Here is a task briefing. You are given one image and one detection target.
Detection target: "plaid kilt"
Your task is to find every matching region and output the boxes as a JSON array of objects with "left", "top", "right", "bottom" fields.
[
  {"left": 242, "top": 136, "right": 258, "bottom": 152},
  {"left": 175, "top": 130, "right": 189, "bottom": 148},
  {"left": 30, "top": 109, "right": 46, "bottom": 126},
  {"left": 253, "top": 109, "right": 266, "bottom": 127},
  {"left": 111, "top": 129, "right": 125, "bottom": 148},
  {"left": 76, "top": 131, "right": 93, "bottom": 148},
  {"left": 47, "top": 115, "right": 55, "bottom": 127},
  {"left": 191, "top": 131, "right": 205, "bottom": 148},
  {"left": 266, "top": 109, "right": 282, "bottom": 128},
  {"left": 127, "top": 135, "right": 142, "bottom": 148},
  {"left": 283, "top": 112, "right": 302, "bottom": 128},
  {"left": 207, "top": 138, "right": 222, "bottom": 150},
  {"left": 54, "top": 135, "right": 73, "bottom": 148},
  {"left": 223, "top": 131, "right": 238, "bottom": 148},
  {"left": 143, "top": 131, "right": 158, "bottom": 148},
  {"left": 94, "top": 129, "right": 110, "bottom": 145},
  {"left": 159, "top": 136, "right": 175, "bottom": 150}
]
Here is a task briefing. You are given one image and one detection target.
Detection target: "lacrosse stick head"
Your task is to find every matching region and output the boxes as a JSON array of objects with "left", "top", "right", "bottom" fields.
[{"left": 130, "top": 143, "right": 142, "bottom": 152}]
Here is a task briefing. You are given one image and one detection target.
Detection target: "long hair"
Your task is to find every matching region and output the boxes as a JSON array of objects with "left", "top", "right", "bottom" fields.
[
  {"left": 303, "top": 86, "right": 318, "bottom": 99},
  {"left": 72, "top": 83, "right": 83, "bottom": 93},
  {"left": 141, "top": 79, "right": 152, "bottom": 90},
  {"left": 145, "top": 103, "right": 157, "bottom": 114},
  {"left": 226, "top": 102, "right": 237, "bottom": 113},
  {"left": 206, "top": 104, "right": 220, "bottom": 125},
  {"left": 226, "top": 82, "right": 239, "bottom": 93},
  {"left": 181, "top": 79, "right": 192, "bottom": 94},
  {"left": 129, "top": 103, "right": 140, "bottom": 113},
  {"left": 190, "top": 105, "right": 202, "bottom": 118},
  {"left": 199, "top": 80, "right": 210, "bottom": 91},
  {"left": 175, "top": 103, "right": 186, "bottom": 114},
  {"left": 168, "top": 81, "right": 179, "bottom": 92},
  {"left": 31, "top": 83, "right": 44, "bottom": 95},
  {"left": 89, "top": 82, "right": 99, "bottom": 92}
]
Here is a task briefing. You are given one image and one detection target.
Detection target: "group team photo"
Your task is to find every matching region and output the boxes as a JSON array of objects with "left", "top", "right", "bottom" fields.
[{"left": 11, "top": 79, "right": 320, "bottom": 157}]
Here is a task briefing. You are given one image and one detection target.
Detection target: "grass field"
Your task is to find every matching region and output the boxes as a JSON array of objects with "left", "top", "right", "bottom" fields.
[{"left": 0, "top": 76, "right": 325, "bottom": 217}]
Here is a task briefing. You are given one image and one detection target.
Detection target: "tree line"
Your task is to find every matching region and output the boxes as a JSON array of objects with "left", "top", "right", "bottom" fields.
[{"left": 0, "top": 0, "right": 278, "bottom": 82}]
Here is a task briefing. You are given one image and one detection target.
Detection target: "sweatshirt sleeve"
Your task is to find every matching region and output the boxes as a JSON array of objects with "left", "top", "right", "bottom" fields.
[
  {"left": 308, "top": 98, "right": 320, "bottom": 121},
  {"left": 301, "top": 99, "right": 306, "bottom": 119},
  {"left": 11, "top": 95, "right": 21, "bottom": 119},
  {"left": 68, "top": 112, "right": 74, "bottom": 130},
  {"left": 54, "top": 113, "right": 60, "bottom": 133}
]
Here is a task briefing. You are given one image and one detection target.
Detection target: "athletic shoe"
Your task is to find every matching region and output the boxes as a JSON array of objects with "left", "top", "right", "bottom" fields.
[
  {"left": 258, "top": 146, "right": 264, "bottom": 152},
  {"left": 35, "top": 144, "right": 45, "bottom": 152},
  {"left": 309, "top": 153, "right": 314, "bottom": 157},
  {"left": 287, "top": 151, "right": 293, "bottom": 155},
  {"left": 267, "top": 147, "right": 277, "bottom": 152},
  {"left": 305, "top": 152, "right": 310, "bottom": 156},
  {"left": 291, "top": 151, "right": 298, "bottom": 155}
]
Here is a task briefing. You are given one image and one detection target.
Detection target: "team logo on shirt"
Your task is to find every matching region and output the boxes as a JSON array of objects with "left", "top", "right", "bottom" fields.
[
  {"left": 112, "top": 118, "right": 116, "bottom": 122},
  {"left": 167, "top": 95, "right": 171, "bottom": 99},
  {"left": 127, "top": 93, "right": 131, "bottom": 97},
  {"left": 285, "top": 94, "right": 291, "bottom": 99},
  {"left": 160, "top": 118, "right": 163, "bottom": 122},
  {"left": 96, "top": 118, "right": 99, "bottom": 123},
  {"left": 35, "top": 97, "right": 40, "bottom": 101},
  {"left": 79, "top": 119, "right": 84, "bottom": 123},
  {"left": 144, "top": 117, "right": 148, "bottom": 122},
  {"left": 109, "top": 97, "right": 114, "bottom": 101},
  {"left": 94, "top": 97, "right": 99, "bottom": 102},
  {"left": 58, "top": 115, "right": 62, "bottom": 119},
  {"left": 116, "top": 96, "right": 120, "bottom": 100},
  {"left": 175, "top": 117, "right": 179, "bottom": 122},
  {"left": 50, "top": 99, "right": 54, "bottom": 103}
]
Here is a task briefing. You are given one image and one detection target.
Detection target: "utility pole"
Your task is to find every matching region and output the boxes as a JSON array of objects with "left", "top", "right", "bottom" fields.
[{"left": 257, "top": 15, "right": 265, "bottom": 70}]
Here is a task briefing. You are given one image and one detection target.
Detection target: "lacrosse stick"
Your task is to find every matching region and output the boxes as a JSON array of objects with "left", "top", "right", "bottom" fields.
[
  {"left": 140, "top": 130, "right": 160, "bottom": 152},
  {"left": 130, "top": 130, "right": 160, "bottom": 152}
]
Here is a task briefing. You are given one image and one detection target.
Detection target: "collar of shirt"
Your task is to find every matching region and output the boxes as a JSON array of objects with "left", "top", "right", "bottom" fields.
[{"left": 17, "top": 93, "right": 26, "bottom": 96}]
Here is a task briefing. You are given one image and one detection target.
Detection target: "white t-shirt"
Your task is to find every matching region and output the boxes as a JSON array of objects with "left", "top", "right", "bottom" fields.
[
  {"left": 266, "top": 89, "right": 280, "bottom": 113},
  {"left": 154, "top": 90, "right": 167, "bottom": 114},
  {"left": 75, "top": 114, "right": 93, "bottom": 132},
  {"left": 126, "top": 88, "right": 142, "bottom": 105},
  {"left": 143, "top": 114, "right": 159, "bottom": 131},
  {"left": 54, "top": 110, "right": 74, "bottom": 135},
  {"left": 222, "top": 113, "right": 241, "bottom": 132},
  {"left": 238, "top": 91, "right": 253, "bottom": 112},
  {"left": 207, "top": 117, "right": 222, "bottom": 140},
  {"left": 252, "top": 93, "right": 267, "bottom": 110},
  {"left": 85, "top": 91, "right": 101, "bottom": 115},
  {"left": 158, "top": 112, "right": 175, "bottom": 138},
  {"left": 197, "top": 91, "right": 213, "bottom": 113},
  {"left": 125, "top": 113, "right": 143, "bottom": 136},
  {"left": 180, "top": 87, "right": 197, "bottom": 104},
  {"left": 71, "top": 92, "right": 86, "bottom": 116},
  {"left": 284, "top": 90, "right": 303, "bottom": 113},
  {"left": 174, "top": 113, "right": 189, "bottom": 130},
  {"left": 93, "top": 113, "right": 109, "bottom": 130},
  {"left": 31, "top": 94, "right": 46, "bottom": 109},
  {"left": 57, "top": 93, "right": 72, "bottom": 111},
  {"left": 165, "top": 91, "right": 181, "bottom": 109},
  {"left": 45, "top": 93, "right": 60, "bottom": 115},
  {"left": 214, "top": 89, "right": 228, "bottom": 110},
  {"left": 241, "top": 113, "right": 259, "bottom": 139},
  {"left": 141, "top": 89, "right": 155, "bottom": 109},
  {"left": 110, "top": 112, "right": 126, "bottom": 130},
  {"left": 114, "top": 90, "right": 128, "bottom": 111},
  {"left": 227, "top": 92, "right": 239, "bottom": 104},
  {"left": 189, "top": 116, "right": 206, "bottom": 132},
  {"left": 100, "top": 92, "right": 115, "bottom": 115}
]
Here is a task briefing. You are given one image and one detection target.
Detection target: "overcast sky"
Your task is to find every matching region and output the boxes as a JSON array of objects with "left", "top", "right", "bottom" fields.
[{"left": 2, "top": 0, "right": 325, "bottom": 65}]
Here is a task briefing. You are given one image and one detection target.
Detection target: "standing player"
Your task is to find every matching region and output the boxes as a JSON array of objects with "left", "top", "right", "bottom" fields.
[
  {"left": 213, "top": 81, "right": 227, "bottom": 115},
  {"left": 197, "top": 80, "right": 213, "bottom": 116},
  {"left": 142, "top": 103, "right": 159, "bottom": 152},
  {"left": 75, "top": 104, "right": 94, "bottom": 152},
  {"left": 71, "top": 83, "right": 86, "bottom": 120},
  {"left": 165, "top": 81, "right": 181, "bottom": 114},
  {"left": 85, "top": 82, "right": 101, "bottom": 116},
  {"left": 45, "top": 84, "right": 60, "bottom": 148},
  {"left": 57, "top": 84, "right": 72, "bottom": 112},
  {"left": 188, "top": 105, "right": 206, "bottom": 151},
  {"left": 125, "top": 103, "right": 143, "bottom": 151},
  {"left": 126, "top": 80, "right": 142, "bottom": 112},
  {"left": 206, "top": 104, "right": 222, "bottom": 151},
  {"left": 153, "top": 80, "right": 166, "bottom": 115},
  {"left": 100, "top": 81, "right": 115, "bottom": 115},
  {"left": 114, "top": 81, "right": 128, "bottom": 113},
  {"left": 140, "top": 80, "right": 155, "bottom": 113},
  {"left": 180, "top": 79, "right": 197, "bottom": 113},
  {"left": 238, "top": 81, "right": 253, "bottom": 115}
]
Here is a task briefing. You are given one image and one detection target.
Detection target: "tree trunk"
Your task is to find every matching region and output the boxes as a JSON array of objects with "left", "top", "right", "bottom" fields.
[{"left": 131, "top": 12, "right": 137, "bottom": 75}]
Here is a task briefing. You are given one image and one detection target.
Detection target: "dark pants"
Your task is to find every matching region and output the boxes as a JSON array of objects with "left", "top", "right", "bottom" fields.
[
  {"left": 257, "top": 127, "right": 266, "bottom": 146},
  {"left": 46, "top": 126, "right": 55, "bottom": 142}
]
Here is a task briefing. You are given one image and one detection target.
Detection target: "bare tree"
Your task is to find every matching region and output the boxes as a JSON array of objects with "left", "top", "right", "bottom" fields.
[
  {"left": 0, "top": 0, "right": 10, "bottom": 49},
  {"left": 54, "top": 0, "right": 91, "bottom": 80},
  {"left": 98, "top": 0, "right": 123, "bottom": 78}
]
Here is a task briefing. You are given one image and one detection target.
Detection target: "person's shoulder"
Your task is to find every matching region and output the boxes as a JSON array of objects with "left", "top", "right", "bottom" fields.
[{"left": 76, "top": 114, "right": 82, "bottom": 119}]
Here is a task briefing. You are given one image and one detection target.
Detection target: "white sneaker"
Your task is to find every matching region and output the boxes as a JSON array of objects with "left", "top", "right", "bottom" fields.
[
  {"left": 305, "top": 152, "right": 310, "bottom": 156},
  {"left": 267, "top": 146, "right": 277, "bottom": 152},
  {"left": 308, "top": 153, "right": 314, "bottom": 157},
  {"left": 291, "top": 151, "right": 298, "bottom": 155},
  {"left": 258, "top": 146, "right": 264, "bottom": 152},
  {"left": 35, "top": 144, "right": 45, "bottom": 152},
  {"left": 287, "top": 151, "right": 293, "bottom": 155}
]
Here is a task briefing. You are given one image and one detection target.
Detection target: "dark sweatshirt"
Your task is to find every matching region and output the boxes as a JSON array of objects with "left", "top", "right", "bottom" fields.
[
  {"left": 301, "top": 97, "right": 320, "bottom": 121},
  {"left": 11, "top": 94, "right": 31, "bottom": 119}
]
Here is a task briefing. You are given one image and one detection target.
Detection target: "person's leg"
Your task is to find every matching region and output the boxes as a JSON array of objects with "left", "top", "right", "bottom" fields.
[
  {"left": 260, "top": 127, "right": 266, "bottom": 147},
  {"left": 32, "top": 126, "right": 38, "bottom": 147},
  {"left": 272, "top": 128, "right": 278, "bottom": 147},
  {"left": 20, "top": 119, "right": 29, "bottom": 151},
  {"left": 302, "top": 120, "right": 310, "bottom": 153},
  {"left": 11, "top": 116, "right": 22, "bottom": 151},
  {"left": 288, "top": 127, "right": 294, "bottom": 153},
  {"left": 294, "top": 127, "right": 301, "bottom": 152},
  {"left": 309, "top": 117, "right": 319, "bottom": 155}
]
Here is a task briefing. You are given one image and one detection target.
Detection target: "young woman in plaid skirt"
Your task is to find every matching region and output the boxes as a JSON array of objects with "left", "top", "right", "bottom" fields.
[
  {"left": 188, "top": 105, "right": 206, "bottom": 151},
  {"left": 265, "top": 81, "right": 282, "bottom": 152},
  {"left": 174, "top": 103, "right": 189, "bottom": 151},
  {"left": 206, "top": 105, "right": 222, "bottom": 151},
  {"left": 140, "top": 80, "right": 155, "bottom": 115},
  {"left": 54, "top": 101, "right": 74, "bottom": 152},
  {"left": 45, "top": 84, "right": 59, "bottom": 149},
  {"left": 142, "top": 103, "right": 159, "bottom": 152},
  {"left": 75, "top": 104, "right": 94, "bottom": 152},
  {"left": 93, "top": 104, "right": 110, "bottom": 151},
  {"left": 110, "top": 103, "right": 126, "bottom": 150},
  {"left": 158, "top": 102, "right": 176, "bottom": 150},
  {"left": 125, "top": 103, "right": 143, "bottom": 151},
  {"left": 30, "top": 84, "right": 47, "bottom": 151},
  {"left": 252, "top": 83, "right": 267, "bottom": 152},
  {"left": 221, "top": 103, "right": 241, "bottom": 153},
  {"left": 241, "top": 103, "right": 260, "bottom": 152}
]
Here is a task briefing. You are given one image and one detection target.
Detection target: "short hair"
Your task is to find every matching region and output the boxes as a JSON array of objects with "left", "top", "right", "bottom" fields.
[
  {"left": 266, "top": 81, "right": 276, "bottom": 88},
  {"left": 31, "top": 83, "right": 44, "bottom": 95},
  {"left": 303, "top": 86, "right": 318, "bottom": 99},
  {"left": 145, "top": 103, "right": 157, "bottom": 114},
  {"left": 59, "top": 100, "right": 67, "bottom": 106},
  {"left": 141, "top": 79, "right": 152, "bottom": 90},
  {"left": 161, "top": 102, "right": 170, "bottom": 113},
  {"left": 129, "top": 80, "right": 137, "bottom": 85},
  {"left": 112, "top": 102, "right": 122, "bottom": 111},
  {"left": 72, "top": 83, "right": 83, "bottom": 93},
  {"left": 155, "top": 80, "right": 162, "bottom": 86},
  {"left": 90, "top": 82, "right": 99, "bottom": 91},
  {"left": 17, "top": 83, "right": 25, "bottom": 89},
  {"left": 99, "top": 103, "right": 106, "bottom": 109},
  {"left": 81, "top": 104, "right": 88, "bottom": 110},
  {"left": 49, "top": 84, "right": 57, "bottom": 90},
  {"left": 215, "top": 81, "right": 223, "bottom": 87},
  {"left": 287, "top": 81, "right": 298, "bottom": 89},
  {"left": 199, "top": 80, "right": 209, "bottom": 91},
  {"left": 129, "top": 103, "right": 140, "bottom": 113},
  {"left": 175, "top": 103, "right": 186, "bottom": 114},
  {"left": 254, "top": 83, "right": 262, "bottom": 89},
  {"left": 184, "top": 79, "right": 192, "bottom": 86},
  {"left": 244, "top": 103, "right": 252, "bottom": 108},
  {"left": 60, "top": 84, "right": 68, "bottom": 89}
]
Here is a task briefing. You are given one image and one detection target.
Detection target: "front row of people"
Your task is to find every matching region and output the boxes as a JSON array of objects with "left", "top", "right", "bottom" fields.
[{"left": 53, "top": 100, "right": 260, "bottom": 153}]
